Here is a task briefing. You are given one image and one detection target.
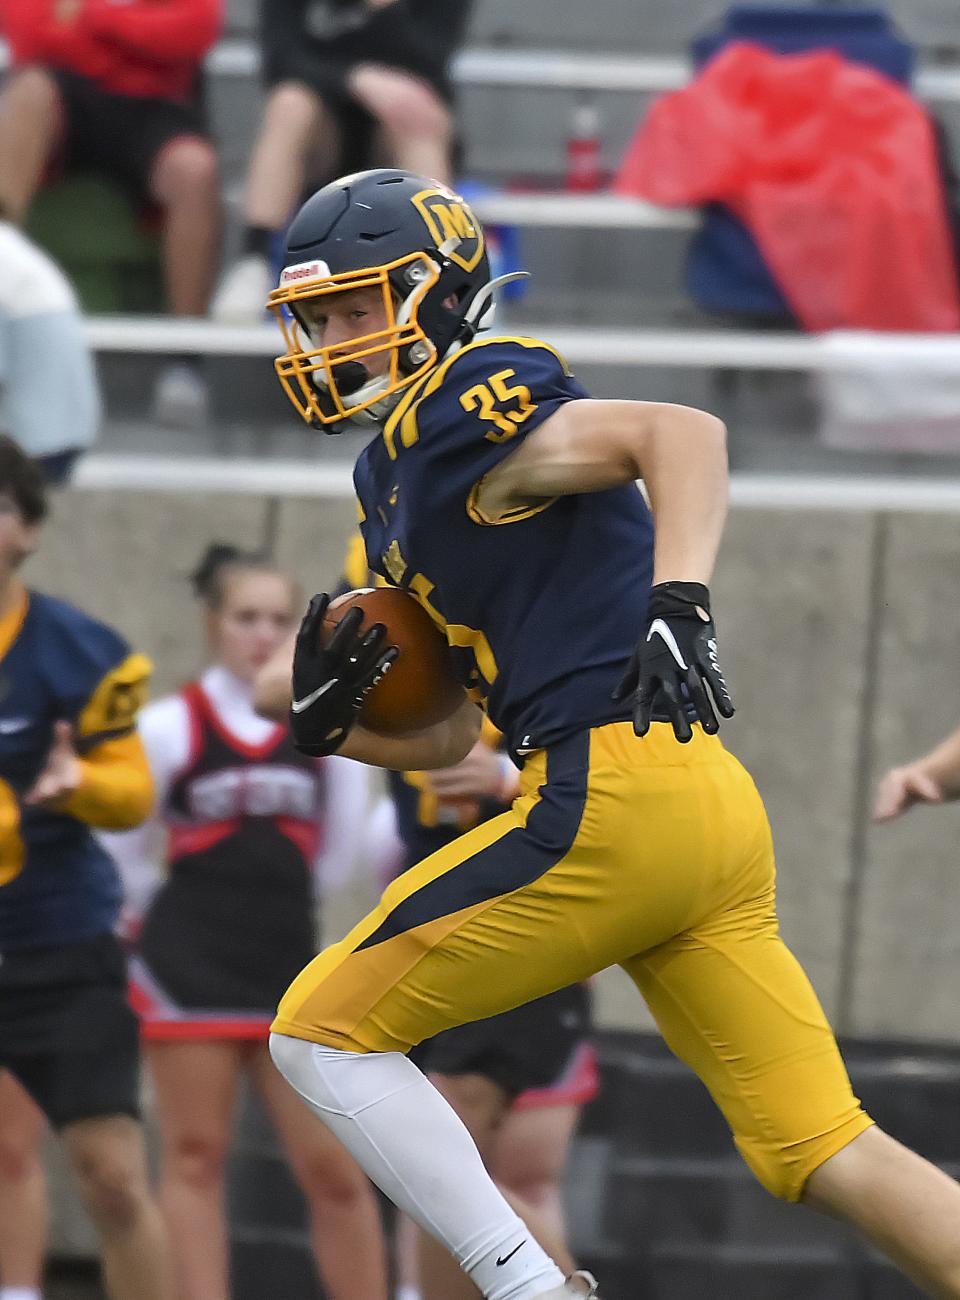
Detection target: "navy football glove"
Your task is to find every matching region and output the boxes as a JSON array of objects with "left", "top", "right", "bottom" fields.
[
  {"left": 613, "top": 581, "right": 734, "bottom": 743},
  {"left": 289, "top": 594, "right": 397, "bottom": 756}
]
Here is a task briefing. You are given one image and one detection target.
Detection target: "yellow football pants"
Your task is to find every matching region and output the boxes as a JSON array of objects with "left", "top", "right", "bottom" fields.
[{"left": 273, "top": 721, "right": 872, "bottom": 1200}]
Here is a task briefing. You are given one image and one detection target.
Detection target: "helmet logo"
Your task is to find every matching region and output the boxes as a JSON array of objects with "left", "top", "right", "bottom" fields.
[
  {"left": 280, "top": 259, "right": 332, "bottom": 285},
  {"left": 411, "top": 188, "right": 484, "bottom": 273}
]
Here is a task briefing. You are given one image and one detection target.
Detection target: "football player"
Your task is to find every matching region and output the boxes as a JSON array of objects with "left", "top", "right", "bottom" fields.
[
  {"left": 0, "top": 435, "right": 171, "bottom": 1300},
  {"left": 260, "top": 170, "right": 960, "bottom": 1300},
  {"left": 257, "top": 531, "right": 595, "bottom": 1295},
  {"left": 336, "top": 531, "right": 596, "bottom": 1298}
]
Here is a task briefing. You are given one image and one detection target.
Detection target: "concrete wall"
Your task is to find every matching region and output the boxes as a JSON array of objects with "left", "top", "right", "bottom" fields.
[
  {"left": 23, "top": 491, "right": 960, "bottom": 1043},
  {"left": 852, "top": 515, "right": 960, "bottom": 1040}
]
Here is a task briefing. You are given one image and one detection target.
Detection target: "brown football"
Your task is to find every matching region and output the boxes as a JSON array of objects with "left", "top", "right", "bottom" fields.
[{"left": 322, "top": 587, "right": 464, "bottom": 735}]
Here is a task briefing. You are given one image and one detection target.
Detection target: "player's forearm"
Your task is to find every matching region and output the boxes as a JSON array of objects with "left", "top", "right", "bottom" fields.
[
  {"left": 642, "top": 404, "right": 729, "bottom": 586},
  {"left": 61, "top": 734, "right": 155, "bottom": 830},
  {"left": 480, "top": 399, "right": 727, "bottom": 583},
  {"left": 337, "top": 699, "right": 483, "bottom": 771}
]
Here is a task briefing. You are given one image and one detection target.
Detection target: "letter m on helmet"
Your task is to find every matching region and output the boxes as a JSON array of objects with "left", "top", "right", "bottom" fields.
[{"left": 412, "top": 188, "right": 485, "bottom": 273}]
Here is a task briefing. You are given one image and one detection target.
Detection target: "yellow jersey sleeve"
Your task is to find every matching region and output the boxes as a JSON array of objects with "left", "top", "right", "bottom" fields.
[
  {"left": 62, "top": 730, "right": 155, "bottom": 831},
  {"left": 75, "top": 652, "right": 153, "bottom": 745}
]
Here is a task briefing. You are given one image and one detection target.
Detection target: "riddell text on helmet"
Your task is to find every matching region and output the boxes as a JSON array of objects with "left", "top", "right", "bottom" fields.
[{"left": 280, "top": 260, "right": 331, "bottom": 285}]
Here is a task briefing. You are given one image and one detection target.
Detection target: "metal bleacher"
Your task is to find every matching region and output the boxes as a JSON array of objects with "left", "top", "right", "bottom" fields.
[{"left": 16, "top": 0, "right": 960, "bottom": 475}]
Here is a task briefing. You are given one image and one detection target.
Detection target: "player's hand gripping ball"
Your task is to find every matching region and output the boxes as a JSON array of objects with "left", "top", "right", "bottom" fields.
[
  {"left": 322, "top": 588, "right": 464, "bottom": 735},
  {"left": 289, "top": 592, "right": 398, "bottom": 756}
]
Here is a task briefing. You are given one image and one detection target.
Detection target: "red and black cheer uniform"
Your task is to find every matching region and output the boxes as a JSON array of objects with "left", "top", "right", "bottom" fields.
[{"left": 127, "top": 677, "right": 327, "bottom": 1039}]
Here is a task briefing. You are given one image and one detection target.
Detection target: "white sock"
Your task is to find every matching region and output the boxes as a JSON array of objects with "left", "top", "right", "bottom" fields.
[
  {"left": 395, "top": 1287, "right": 423, "bottom": 1300},
  {"left": 0, "top": 1288, "right": 43, "bottom": 1300},
  {"left": 270, "top": 1034, "right": 564, "bottom": 1300}
]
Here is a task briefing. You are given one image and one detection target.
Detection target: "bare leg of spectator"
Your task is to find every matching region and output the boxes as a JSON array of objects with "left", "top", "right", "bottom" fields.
[
  {"left": 148, "top": 135, "right": 221, "bottom": 319},
  {"left": 211, "top": 83, "right": 335, "bottom": 324},
  {"left": 394, "top": 1212, "right": 424, "bottom": 1300},
  {"left": 249, "top": 1045, "right": 390, "bottom": 1300},
  {"left": 147, "top": 1040, "right": 241, "bottom": 1300},
  {"left": 492, "top": 1104, "right": 582, "bottom": 1267},
  {"left": 244, "top": 83, "right": 329, "bottom": 233},
  {"left": 0, "top": 67, "right": 62, "bottom": 221},
  {"left": 0, "top": 1072, "right": 48, "bottom": 1297},
  {"left": 62, "top": 1115, "right": 173, "bottom": 1300},
  {"left": 148, "top": 135, "right": 221, "bottom": 426},
  {"left": 347, "top": 66, "right": 453, "bottom": 184}
]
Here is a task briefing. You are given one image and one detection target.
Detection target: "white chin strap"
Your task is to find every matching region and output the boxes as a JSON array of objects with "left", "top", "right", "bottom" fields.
[
  {"left": 310, "top": 364, "right": 390, "bottom": 408},
  {"left": 440, "top": 272, "right": 530, "bottom": 362}
]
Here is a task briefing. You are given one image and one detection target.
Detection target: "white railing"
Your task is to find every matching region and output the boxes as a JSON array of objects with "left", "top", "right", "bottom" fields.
[
  {"left": 2, "top": 39, "right": 960, "bottom": 102},
  {"left": 469, "top": 192, "right": 697, "bottom": 230},
  {"left": 69, "top": 454, "right": 960, "bottom": 512},
  {"left": 73, "top": 455, "right": 355, "bottom": 496},
  {"left": 206, "top": 41, "right": 960, "bottom": 103},
  {"left": 218, "top": 184, "right": 696, "bottom": 231},
  {"left": 457, "top": 48, "right": 960, "bottom": 103},
  {"left": 82, "top": 316, "right": 960, "bottom": 373}
]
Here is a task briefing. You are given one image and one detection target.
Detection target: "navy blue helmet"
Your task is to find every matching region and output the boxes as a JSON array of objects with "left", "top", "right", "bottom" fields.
[{"left": 269, "top": 169, "right": 491, "bottom": 430}]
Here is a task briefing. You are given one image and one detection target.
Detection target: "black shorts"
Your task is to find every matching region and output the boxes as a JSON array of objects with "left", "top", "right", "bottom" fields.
[
  {"left": 0, "top": 933, "right": 141, "bottom": 1128},
  {"left": 49, "top": 68, "right": 208, "bottom": 199},
  {"left": 263, "top": 0, "right": 464, "bottom": 104},
  {"left": 412, "top": 983, "right": 594, "bottom": 1101}
]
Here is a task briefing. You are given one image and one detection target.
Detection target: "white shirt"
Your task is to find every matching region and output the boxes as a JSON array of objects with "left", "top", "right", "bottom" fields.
[{"left": 0, "top": 221, "right": 99, "bottom": 456}]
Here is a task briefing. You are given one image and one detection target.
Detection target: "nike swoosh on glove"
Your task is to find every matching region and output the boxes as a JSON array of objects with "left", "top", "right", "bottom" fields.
[
  {"left": 289, "top": 593, "right": 397, "bottom": 756},
  {"left": 613, "top": 581, "right": 734, "bottom": 743}
]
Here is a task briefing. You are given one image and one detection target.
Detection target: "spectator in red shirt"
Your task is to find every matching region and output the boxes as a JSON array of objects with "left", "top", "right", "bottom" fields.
[{"left": 0, "top": 0, "right": 224, "bottom": 427}]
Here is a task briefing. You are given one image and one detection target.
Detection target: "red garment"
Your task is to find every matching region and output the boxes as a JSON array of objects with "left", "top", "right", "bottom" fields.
[
  {"left": 1, "top": 0, "right": 222, "bottom": 102},
  {"left": 615, "top": 42, "right": 960, "bottom": 333}
]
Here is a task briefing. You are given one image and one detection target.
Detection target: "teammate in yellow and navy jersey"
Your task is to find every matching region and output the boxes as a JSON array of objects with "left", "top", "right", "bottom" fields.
[
  {"left": 0, "top": 436, "right": 170, "bottom": 1300},
  {"left": 0, "top": 513, "right": 155, "bottom": 1119},
  {"left": 0, "top": 591, "right": 152, "bottom": 949},
  {"left": 259, "top": 170, "right": 960, "bottom": 1300}
]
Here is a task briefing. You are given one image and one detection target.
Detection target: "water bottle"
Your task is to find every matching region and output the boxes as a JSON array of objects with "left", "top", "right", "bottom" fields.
[{"left": 565, "top": 97, "right": 603, "bottom": 192}]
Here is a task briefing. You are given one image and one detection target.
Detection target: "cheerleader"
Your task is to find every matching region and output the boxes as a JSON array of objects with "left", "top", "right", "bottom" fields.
[{"left": 104, "top": 543, "right": 387, "bottom": 1300}]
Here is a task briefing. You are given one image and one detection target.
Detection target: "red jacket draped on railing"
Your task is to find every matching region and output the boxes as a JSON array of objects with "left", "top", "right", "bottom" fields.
[{"left": 616, "top": 42, "right": 960, "bottom": 332}]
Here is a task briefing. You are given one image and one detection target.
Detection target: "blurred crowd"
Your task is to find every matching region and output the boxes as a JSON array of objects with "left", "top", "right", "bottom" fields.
[
  {"left": 0, "top": 0, "right": 474, "bottom": 439},
  {"left": 3, "top": 1, "right": 959, "bottom": 462}
]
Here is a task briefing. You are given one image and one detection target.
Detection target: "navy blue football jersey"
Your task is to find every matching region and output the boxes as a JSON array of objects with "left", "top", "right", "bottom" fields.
[
  {"left": 0, "top": 592, "right": 150, "bottom": 949},
  {"left": 354, "top": 334, "right": 655, "bottom": 758}
]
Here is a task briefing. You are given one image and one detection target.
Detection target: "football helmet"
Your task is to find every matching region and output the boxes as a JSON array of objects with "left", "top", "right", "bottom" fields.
[{"left": 268, "top": 169, "right": 492, "bottom": 431}]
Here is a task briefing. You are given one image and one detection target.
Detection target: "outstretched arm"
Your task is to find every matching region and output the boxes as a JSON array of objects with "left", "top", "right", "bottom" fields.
[{"left": 874, "top": 724, "right": 960, "bottom": 821}]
